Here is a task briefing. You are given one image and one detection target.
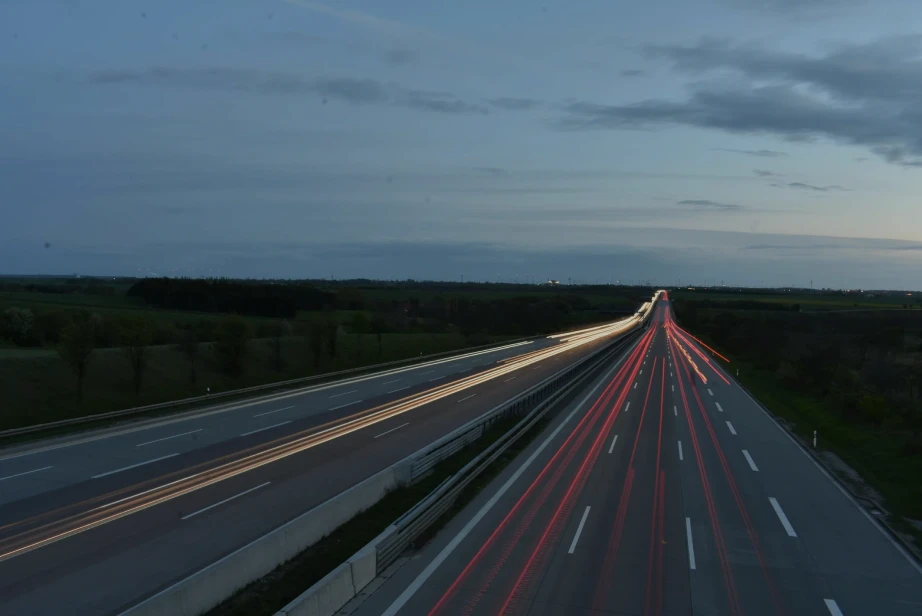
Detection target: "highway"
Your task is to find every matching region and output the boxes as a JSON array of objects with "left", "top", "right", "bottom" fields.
[
  {"left": 0, "top": 318, "right": 639, "bottom": 615},
  {"left": 351, "top": 295, "right": 922, "bottom": 616}
]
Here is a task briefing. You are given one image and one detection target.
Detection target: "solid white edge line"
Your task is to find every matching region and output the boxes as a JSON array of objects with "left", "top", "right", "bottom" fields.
[
  {"left": 92, "top": 453, "right": 179, "bottom": 479},
  {"left": 136, "top": 429, "right": 204, "bottom": 446},
  {"left": 379, "top": 335, "right": 640, "bottom": 616},
  {"left": 769, "top": 497, "right": 798, "bottom": 537},
  {"left": 0, "top": 465, "right": 53, "bottom": 482},
  {"left": 181, "top": 481, "right": 271, "bottom": 520},
  {"left": 715, "top": 402, "right": 724, "bottom": 413},
  {"left": 678, "top": 440, "right": 684, "bottom": 461},
  {"left": 374, "top": 422, "right": 410, "bottom": 439},
  {"left": 329, "top": 400, "right": 363, "bottom": 411},
  {"left": 457, "top": 393, "right": 477, "bottom": 403},
  {"left": 239, "top": 421, "right": 291, "bottom": 437},
  {"left": 726, "top": 421, "right": 737, "bottom": 435},
  {"left": 252, "top": 406, "right": 294, "bottom": 418},
  {"left": 824, "top": 599, "right": 844, "bottom": 616},
  {"left": 608, "top": 434, "right": 619, "bottom": 454},
  {"left": 568, "top": 506, "right": 591, "bottom": 554},
  {"left": 686, "top": 517, "right": 696, "bottom": 570},
  {"left": 328, "top": 389, "right": 359, "bottom": 399},
  {"left": 743, "top": 449, "right": 759, "bottom": 472}
]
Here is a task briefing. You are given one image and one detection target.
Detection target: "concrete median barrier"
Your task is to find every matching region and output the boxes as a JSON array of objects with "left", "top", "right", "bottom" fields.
[{"left": 277, "top": 562, "right": 355, "bottom": 616}]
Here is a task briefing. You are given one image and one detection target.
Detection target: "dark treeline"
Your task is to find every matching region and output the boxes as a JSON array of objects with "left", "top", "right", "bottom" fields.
[
  {"left": 0, "top": 280, "right": 119, "bottom": 296},
  {"left": 127, "top": 278, "right": 337, "bottom": 318}
]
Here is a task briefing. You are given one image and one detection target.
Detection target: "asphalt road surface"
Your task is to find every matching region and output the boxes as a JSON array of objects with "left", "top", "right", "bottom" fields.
[
  {"left": 0, "top": 322, "right": 636, "bottom": 615},
  {"left": 350, "top": 298, "right": 922, "bottom": 616}
]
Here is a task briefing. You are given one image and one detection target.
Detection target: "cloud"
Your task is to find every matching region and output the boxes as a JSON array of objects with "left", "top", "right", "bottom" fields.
[
  {"left": 384, "top": 49, "right": 416, "bottom": 65},
  {"left": 677, "top": 199, "right": 744, "bottom": 211},
  {"left": 88, "top": 67, "right": 489, "bottom": 115},
  {"left": 620, "top": 69, "right": 646, "bottom": 77},
  {"left": 262, "top": 31, "right": 323, "bottom": 46},
  {"left": 487, "top": 97, "right": 542, "bottom": 110},
  {"left": 471, "top": 167, "right": 506, "bottom": 175},
  {"left": 753, "top": 169, "right": 783, "bottom": 177},
  {"left": 774, "top": 182, "right": 850, "bottom": 191},
  {"left": 713, "top": 148, "right": 788, "bottom": 158}
]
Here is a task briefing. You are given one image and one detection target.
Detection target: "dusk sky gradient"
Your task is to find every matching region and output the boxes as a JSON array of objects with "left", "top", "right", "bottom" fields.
[{"left": 3, "top": 0, "right": 922, "bottom": 288}]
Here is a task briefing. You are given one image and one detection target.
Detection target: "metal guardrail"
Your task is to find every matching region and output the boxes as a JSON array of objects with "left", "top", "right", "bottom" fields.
[
  {"left": 376, "top": 327, "right": 644, "bottom": 568},
  {"left": 0, "top": 334, "right": 540, "bottom": 439}
]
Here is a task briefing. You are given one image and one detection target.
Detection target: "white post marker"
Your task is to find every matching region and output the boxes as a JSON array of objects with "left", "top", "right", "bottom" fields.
[
  {"left": 568, "top": 506, "right": 591, "bottom": 554},
  {"left": 685, "top": 517, "right": 697, "bottom": 570},
  {"left": 769, "top": 497, "right": 798, "bottom": 537},
  {"left": 814, "top": 430, "right": 818, "bottom": 448}
]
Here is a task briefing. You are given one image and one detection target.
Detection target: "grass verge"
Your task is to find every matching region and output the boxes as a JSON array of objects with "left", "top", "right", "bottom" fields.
[{"left": 205, "top": 411, "right": 554, "bottom": 616}]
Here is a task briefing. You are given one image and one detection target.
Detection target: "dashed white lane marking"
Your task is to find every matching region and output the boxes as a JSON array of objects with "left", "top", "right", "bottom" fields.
[
  {"left": 715, "top": 402, "right": 724, "bottom": 413},
  {"left": 634, "top": 383, "right": 638, "bottom": 389},
  {"left": 328, "top": 389, "right": 359, "bottom": 399},
  {"left": 678, "top": 440, "right": 684, "bottom": 461},
  {"left": 417, "top": 370, "right": 434, "bottom": 375},
  {"left": 743, "top": 450, "right": 759, "bottom": 471},
  {"left": 374, "top": 422, "right": 410, "bottom": 439},
  {"left": 136, "top": 429, "right": 204, "bottom": 446},
  {"left": 0, "top": 466, "right": 53, "bottom": 482},
  {"left": 181, "top": 482, "right": 271, "bottom": 520},
  {"left": 457, "top": 393, "right": 477, "bottom": 403},
  {"left": 639, "top": 369, "right": 643, "bottom": 375},
  {"left": 503, "top": 376, "right": 517, "bottom": 382},
  {"left": 708, "top": 388, "right": 714, "bottom": 396},
  {"left": 330, "top": 400, "right": 363, "bottom": 411},
  {"left": 253, "top": 406, "right": 294, "bottom": 418},
  {"left": 608, "top": 434, "right": 619, "bottom": 454},
  {"left": 381, "top": 378, "right": 402, "bottom": 385},
  {"left": 624, "top": 402, "right": 631, "bottom": 413},
  {"left": 429, "top": 376, "right": 444, "bottom": 382},
  {"left": 672, "top": 385, "right": 675, "bottom": 392},
  {"left": 686, "top": 517, "right": 697, "bottom": 570},
  {"left": 568, "top": 506, "right": 592, "bottom": 554},
  {"left": 388, "top": 385, "right": 410, "bottom": 393},
  {"left": 240, "top": 421, "right": 291, "bottom": 437},
  {"left": 769, "top": 497, "right": 798, "bottom": 537},
  {"left": 673, "top": 405, "right": 677, "bottom": 417},
  {"left": 824, "top": 599, "right": 844, "bottom": 616},
  {"left": 92, "top": 453, "right": 179, "bottom": 479},
  {"left": 726, "top": 421, "right": 737, "bottom": 435}
]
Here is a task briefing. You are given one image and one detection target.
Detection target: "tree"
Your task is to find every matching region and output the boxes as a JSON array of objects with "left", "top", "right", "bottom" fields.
[
  {"left": 326, "top": 318, "right": 339, "bottom": 360},
  {"left": 2, "top": 307, "right": 34, "bottom": 346},
  {"left": 307, "top": 321, "right": 326, "bottom": 369},
  {"left": 371, "top": 317, "right": 386, "bottom": 358},
  {"left": 57, "top": 312, "right": 101, "bottom": 403},
  {"left": 215, "top": 316, "right": 250, "bottom": 377},
  {"left": 175, "top": 327, "right": 199, "bottom": 384},
  {"left": 268, "top": 319, "right": 293, "bottom": 372},
  {"left": 349, "top": 313, "right": 371, "bottom": 361},
  {"left": 121, "top": 318, "right": 156, "bottom": 395}
]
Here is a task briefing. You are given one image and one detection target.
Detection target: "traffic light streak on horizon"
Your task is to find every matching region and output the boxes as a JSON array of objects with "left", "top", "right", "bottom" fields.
[{"left": 0, "top": 315, "right": 645, "bottom": 562}]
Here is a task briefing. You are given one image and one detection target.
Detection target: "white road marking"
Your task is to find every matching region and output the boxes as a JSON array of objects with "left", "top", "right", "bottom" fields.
[
  {"left": 674, "top": 405, "right": 678, "bottom": 417},
  {"left": 0, "top": 465, "right": 53, "bottom": 482},
  {"left": 503, "top": 376, "right": 517, "bottom": 382},
  {"left": 92, "top": 453, "right": 179, "bottom": 479},
  {"left": 634, "top": 382, "right": 638, "bottom": 389},
  {"left": 708, "top": 388, "right": 714, "bottom": 396},
  {"left": 428, "top": 376, "right": 444, "bottom": 382},
  {"left": 181, "top": 482, "right": 271, "bottom": 520},
  {"left": 136, "top": 429, "right": 204, "bottom": 446},
  {"left": 769, "top": 497, "right": 798, "bottom": 537},
  {"left": 381, "top": 379, "right": 402, "bottom": 385},
  {"left": 417, "top": 370, "right": 434, "bottom": 375},
  {"left": 743, "top": 450, "right": 759, "bottom": 471},
  {"left": 715, "top": 402, "right": 724, "bottom": 413},
  {"left": 672, "top": 385, "right": 675, "bottom": 392},
  {"left": 532, "top": 365, "right": 542, "bottom": 370},
  {"left": 670, "top": 372, "right": 673, "bottom": 377},
  {"left": 686, "top": 517, "right": 697, "bottom": 570},
  {"left": 726, "top": 421, "right": 737, "bottom": 435},
  {"left": 568, "top": 506, "right": 592, "bottom": 554},
  {"left": 328, "top": 389, "right": 359, "bottom": 399},
  {"left": 377, "top": 337, "right": 641, "bottom": 616},
  {"left": 824, "top": 599, "right": 844, "bottom": 616},
  {"left": 253, "top": 406, "right": 294, "bottom": 418},
  {"left": 624, "top": 402, "right": 631, "bottom": 413},
  {"left": 608, "top": 434, "right": 619, "bottom": 454},
  {"left": 639, "top": 369, "right": 643, "bottom": 375},
  {"left": 240, "top": 421, "right": 292, "bottom": 437},
  {"left": 374, "top": 422, "right": 410, "bottom": 439},
  {"left": 329, "top": 400, "right": 363, "bottom": 411},
  {"left": 388, "top": 385, "right": 410, "bottom": 393},
  {"left": 678, "top": 441, "right": 684, "bottom": 461},
  {"left": 457, "top": 393, "right": 477, "bottom": 403}
]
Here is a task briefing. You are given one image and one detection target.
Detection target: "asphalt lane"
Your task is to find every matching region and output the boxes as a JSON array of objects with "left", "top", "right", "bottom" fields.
[
  {"left": 0, "top": 328, "right": 632, "bottom": 615},
  {"left": 351, "top": 298, "right": 922, "bottom": 616}
]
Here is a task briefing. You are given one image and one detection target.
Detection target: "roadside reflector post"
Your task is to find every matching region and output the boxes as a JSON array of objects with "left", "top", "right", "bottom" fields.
[{"left": 813, "top": 430, "right": 817, "bottom": 449}]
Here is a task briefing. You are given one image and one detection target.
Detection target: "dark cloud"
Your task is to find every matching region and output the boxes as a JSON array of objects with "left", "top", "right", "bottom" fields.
[
  {"left": 384, "top": 49, "right": 416, "bottom": 65},
  {"left": 88, "top": 67, "right": 488, "bottom": 115},
  {"left": 487, "top": 97, "right": 542, "bottom": 110},
  {"left": 774, "top": 182, "right": 850, "bottom": 192},
  {"left": 713, "top": 148, "right": 788, "bottom": 158},
  {"left": 677, "top": 199, "right": 744, "bottom": 211},
  {"left": 753, "top": 169, "right": 783, "bottom": 177},
  {"left": 620, "top": 69, "right": 646, "bottom": 77}
]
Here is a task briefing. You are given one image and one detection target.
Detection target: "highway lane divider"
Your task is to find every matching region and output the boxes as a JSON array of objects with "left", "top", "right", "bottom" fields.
[{"left": 119, "top": 295, "right": 660, "bottom": 616}]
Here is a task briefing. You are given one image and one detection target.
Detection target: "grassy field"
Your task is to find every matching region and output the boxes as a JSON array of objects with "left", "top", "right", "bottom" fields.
[
  {"left": 670, "top": 289, "right": 920, "bottom": 311},
  {"left": 0, "top": 332, "right": 507, "bottom": 431}
]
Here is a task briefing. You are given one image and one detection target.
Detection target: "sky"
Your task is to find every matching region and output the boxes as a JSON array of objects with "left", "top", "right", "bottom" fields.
[{"left": 3, "top": 0, "right": 922, "bottom": 288}]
